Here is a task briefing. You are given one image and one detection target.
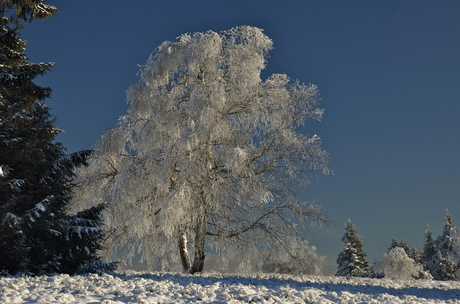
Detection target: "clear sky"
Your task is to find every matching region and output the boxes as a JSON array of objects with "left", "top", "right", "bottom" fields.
[{"left": 23, "top": 1, "right": 460, "bottom": 274}]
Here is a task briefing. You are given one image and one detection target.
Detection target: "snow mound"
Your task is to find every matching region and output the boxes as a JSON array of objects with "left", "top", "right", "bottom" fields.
[{"left": 1, "top": 271, "right": 460, "bottom": 303}]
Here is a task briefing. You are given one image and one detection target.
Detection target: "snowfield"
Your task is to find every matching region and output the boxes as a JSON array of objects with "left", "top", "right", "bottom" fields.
[{"left": 1, "top": 271, "right": 460, "bottom": 303}]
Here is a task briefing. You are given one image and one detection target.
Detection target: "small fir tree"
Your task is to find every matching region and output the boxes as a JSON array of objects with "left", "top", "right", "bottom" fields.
[{"left": 336, "top": 220, "right": 369, "bottom": 277}]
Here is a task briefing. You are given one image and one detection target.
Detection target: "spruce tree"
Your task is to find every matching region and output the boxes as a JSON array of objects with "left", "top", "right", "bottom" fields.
[
  {"left": 0, "top": 1, "right": 111, "bottom": 275},
  {"left": 388, "top": 238, "right": 411, "bottom": 256},
  {"left": 336, "top": 220, "right": 369, "bottom": 277},
  {"left": 60, "top": 202, "right": 118, "bottom": 274},
  {"left": 388, "top": 238, "right": 399, "bottom": 252},
  {"left": 426, "top": 211, "right": 457, "bottom": 280},
  {"left": 422, "top": 225, "right": 436, "bottom": 267},
  {"left": 410, "top": 246, "right": 422, "bottom": 265}
]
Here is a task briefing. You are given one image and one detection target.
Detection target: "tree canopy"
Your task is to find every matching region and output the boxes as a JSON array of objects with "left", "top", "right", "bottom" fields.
[{"left": 73, "top": 26, "right": 330, "bottom": 273}]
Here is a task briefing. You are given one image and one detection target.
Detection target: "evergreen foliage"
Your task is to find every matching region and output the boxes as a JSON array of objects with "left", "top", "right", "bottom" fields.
[
  {"left": 60, "top": 203, "right": 112, "bottom": 274},
  {"left": 388, "top": 238, "right": 411, "bottom": 256},
  {"left": 336, "top": 220, "right": 369, "bottom": 277},
  {"left": 422, "top": 225, "right": 436, "bottom": 266},
  {"left": 410, "top": 247, "right": 422, "bottom": 265},
  {"left": 0, "top": 1, "right": 108, "bottom": 275},
  {"left": 74, "top": 260, "right": 120, "bottom": 276}
]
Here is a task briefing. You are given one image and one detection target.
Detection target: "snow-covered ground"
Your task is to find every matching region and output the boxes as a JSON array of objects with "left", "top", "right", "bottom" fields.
[{"left": 1, "top": 271, "right": 460, "bottom": 303}]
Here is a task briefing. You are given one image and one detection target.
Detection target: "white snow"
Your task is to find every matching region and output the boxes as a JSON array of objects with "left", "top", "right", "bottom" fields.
[{"left": 1, "top": 271, "right": 460, "bottom": 303}]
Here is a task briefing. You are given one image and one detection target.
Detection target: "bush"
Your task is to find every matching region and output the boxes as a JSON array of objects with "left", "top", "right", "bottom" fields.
[{"left": 374, "top": 247, "right": 422, "bottom": 280}]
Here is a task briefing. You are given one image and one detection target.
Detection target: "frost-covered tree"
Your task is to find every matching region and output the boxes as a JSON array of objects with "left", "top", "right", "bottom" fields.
[
  {"left": 449, "top": 227, "right": 460, "bottom": 280},
  {"left": 72, "top": 26, "right": 330, "bottom": 273},
  {"left": 336, "top": 220, "right": 369, "bottom": 277},
  {"left": 373, "top": 247, "right": 422, "bottom": 280},
  {"left": 426, "top": 211, "right": 458, "bottom": 281},
  {"left": 0, "top": 1, "right": 108, "bottom": 275},
  {"left": 386, "top": 238, "right": 432, "bottom": 280}
]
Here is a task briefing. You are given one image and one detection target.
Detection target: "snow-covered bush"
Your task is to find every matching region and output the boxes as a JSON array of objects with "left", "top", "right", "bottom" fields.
[{"left": 374, "top": 247, "right": 422, "bottom": 280}]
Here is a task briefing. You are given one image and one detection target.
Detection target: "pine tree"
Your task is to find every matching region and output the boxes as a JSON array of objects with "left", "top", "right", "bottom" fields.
[
  {"left": 0, "top": 1, "right": 110, "bottom": 275},
  {"left": 336, "top": 220, "right": 369, "bottom": 277}
]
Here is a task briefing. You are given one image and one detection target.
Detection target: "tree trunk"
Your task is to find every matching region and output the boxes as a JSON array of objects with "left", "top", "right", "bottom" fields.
[
  {"left": 178, "top": 232, "right": 191, "bottom": 271},
  {"left": 189, "top": 214, "right": 206, "bottom": 274}
]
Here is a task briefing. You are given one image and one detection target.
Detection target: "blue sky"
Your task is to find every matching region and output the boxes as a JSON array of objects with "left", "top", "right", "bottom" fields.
[{"left": 24, "top": 1, "right": 460, "bottom": 274}]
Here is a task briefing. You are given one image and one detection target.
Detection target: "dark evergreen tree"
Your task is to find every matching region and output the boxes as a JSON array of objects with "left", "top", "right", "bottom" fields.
[
  {"left": 388, "top": 238, "right": 410, "bottom": 256},
  {"left": 388, "top": 238, "right": 399, "bottom": 252},
  {"left": 336, "top": 220, "right": 369, "bottom": 277},
  {"left": 422, "top": 225, "right": 436, "bottom": 267},
  {"left": 0, "top": 0, "right": 58, "bottom": 275},
  {"left": 0, "top": 1, "right": 113, "bottom": 275},
  {"left": 410, "top": 246, "right": 422, "bottom": 265},
  {"left": 60, "top": 203, "right": 119, "bottom": 274}
]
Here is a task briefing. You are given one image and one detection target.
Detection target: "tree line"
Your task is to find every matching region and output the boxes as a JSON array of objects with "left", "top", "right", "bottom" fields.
[{"left": 336, "top": 212, "right": 459, "bottom": 280}]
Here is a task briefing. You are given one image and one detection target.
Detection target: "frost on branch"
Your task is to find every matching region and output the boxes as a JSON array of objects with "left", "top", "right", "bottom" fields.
[{"left": 72, "top": 26, "right": 330, "bottom": 273}]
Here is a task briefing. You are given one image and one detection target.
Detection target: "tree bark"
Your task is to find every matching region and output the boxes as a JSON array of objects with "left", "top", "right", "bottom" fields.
[
  {"left": 189, "top": 214, "right": 206, "bottom": 274},
  {"left": 178, "top": 232, "right": 191, "bottom": 271}
]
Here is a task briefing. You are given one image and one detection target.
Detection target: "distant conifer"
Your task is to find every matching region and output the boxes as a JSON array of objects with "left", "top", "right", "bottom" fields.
[
  {"left": 336, "top": 220, "right": 369, "bottom": 277},
  {"left": 425, "top": 211, "right": 458, "bottom": 280}
]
